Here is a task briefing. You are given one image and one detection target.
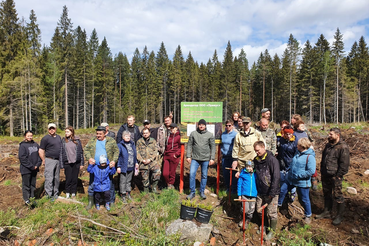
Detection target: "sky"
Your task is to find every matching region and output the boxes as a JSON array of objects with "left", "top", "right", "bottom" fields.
[{"left": 14, "top": 0, "right": 369, "bottom": 66}]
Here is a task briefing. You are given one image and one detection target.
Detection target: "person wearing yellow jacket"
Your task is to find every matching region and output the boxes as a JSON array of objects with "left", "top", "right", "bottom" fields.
[{"left": 232, "top": 117, "right": 265, "bottom": 177}]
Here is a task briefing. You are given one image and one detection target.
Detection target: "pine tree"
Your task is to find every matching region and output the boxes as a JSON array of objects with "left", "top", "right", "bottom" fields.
[
  {"left": 156, "top": 42, "right": 169, "bottom": 122},
  {"left": 222, "top": 41, "right": 236, "bottom": 120},
  {"left": 332, "top": 28, "right": 345, "bottom": 123}
]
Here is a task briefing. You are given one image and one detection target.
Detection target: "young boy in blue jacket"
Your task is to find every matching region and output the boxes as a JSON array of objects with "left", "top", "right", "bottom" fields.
[
  {"left": 87, "top": 155, "right": 116, "bottom": 211},
  {"left": 237, "top": 160, "right": 258, "bottom": 228}
]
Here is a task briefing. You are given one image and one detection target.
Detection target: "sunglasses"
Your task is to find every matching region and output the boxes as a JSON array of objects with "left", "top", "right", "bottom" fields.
[{"left": 226, "top": 125, "right": 232, "bottom": 127}]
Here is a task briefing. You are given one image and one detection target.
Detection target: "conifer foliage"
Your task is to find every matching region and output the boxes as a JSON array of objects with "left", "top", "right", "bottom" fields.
[{"left": 0, "top": 2, "right": 369, "bottom": 135}]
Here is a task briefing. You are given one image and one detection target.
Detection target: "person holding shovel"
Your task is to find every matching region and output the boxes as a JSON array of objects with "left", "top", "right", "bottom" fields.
[{"left": 253, "top": 141, "right": 280, "bottom": 241}]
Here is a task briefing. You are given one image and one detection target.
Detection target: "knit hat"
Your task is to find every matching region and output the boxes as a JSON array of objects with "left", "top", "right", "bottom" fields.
[
  {"left": 261, "top": 108, "right": 270, "bottom": 114},
  {"left": 283, "top": 126, "right": 294, "bottom": 134},
  {"left": 198, "top": 119, "right": 206, "bottom": 126},
  {"left": 99, "top": 155, "right": 107, "bottom": 164},
  {"left": 246, "top": 160, "right": 254, "bottom": 168}
]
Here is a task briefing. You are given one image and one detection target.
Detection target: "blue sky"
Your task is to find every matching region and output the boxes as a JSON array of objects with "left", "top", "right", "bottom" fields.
[{"left": 15, "top": 0, "right": 369, "bottom": 66}]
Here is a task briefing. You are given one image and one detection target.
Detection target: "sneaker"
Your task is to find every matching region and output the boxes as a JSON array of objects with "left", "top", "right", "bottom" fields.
[
  {"left": 238, "top": 219, "right": 249, "bottom": 229},
  {"left": 66, "top": 193, "right": 70, "bottom": 199},
  {"left": 168, "top": 184, "right": 174, "bottom": 189},
  {"left": 304, "top": 217, "right": 311, "bottom": 224},
  {"left": 126, "top": 193, "right": 133, "bottom": 201},
  {"left": 25, "top": 200, "right": 31, "bottom": 207},
  {"left": 121, "top": 195, "right": 127, "bottom": 204},
  {"left": 71, "top": 193, "right": 76, "bottom": 199},
  {"left": 106, "top": 203, "right": 111, "bottom": 211},
  {"left": 187, "top": 193, "right": 195, "bottom": 200},
  {"left": 96, "top": 204, "right": 100, "bottom": 210},
  {"left": 289, "top": 192, "right": 296, "bottom": 203},
  {"left": 200, "top": 192, "right": 206, "bottom": 200}
]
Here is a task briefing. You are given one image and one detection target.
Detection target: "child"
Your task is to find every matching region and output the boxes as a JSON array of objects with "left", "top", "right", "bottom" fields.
[
  {"left": 237, "top": 160, "right": 258, "bottom": 228},
  {"left": 87, "top": 155, "right": 116, "bottom": 211}
]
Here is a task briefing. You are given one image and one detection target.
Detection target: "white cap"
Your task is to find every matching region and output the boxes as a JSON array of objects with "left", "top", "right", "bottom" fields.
[
  {"left": 48, "top": 123, "right": 56, "bottom": 129},
  {"left": 101, "top": 122, "right": 109, "bottom": 127}
]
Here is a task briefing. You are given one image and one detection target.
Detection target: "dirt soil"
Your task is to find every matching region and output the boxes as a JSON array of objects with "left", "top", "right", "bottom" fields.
[{"left": 1, "top": 126, "right": 369, "bottom": 245}]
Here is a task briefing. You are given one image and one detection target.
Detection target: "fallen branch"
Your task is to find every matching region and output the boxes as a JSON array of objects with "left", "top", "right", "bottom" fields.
[
  {"left": 70, "top": 215, "right": 145, "bottom": 240},
  {"left": 77, "top": 213, "right": 84, "bottom": 245},
  {"left": 57, "top": 197, "right": 84, "bottom": 205},
  {"left": 288, "top": 203, "right": 304, "bottom": 216}
]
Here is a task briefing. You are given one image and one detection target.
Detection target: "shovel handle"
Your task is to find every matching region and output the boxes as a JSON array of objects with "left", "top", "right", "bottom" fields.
[
  {"left": 225, "top": 167, "right": 237, "bottom": 171},
  {"left": 257, "top": 203, "right": 268, "bottom": 213},
  {"left": 234, "top": 198, "right": 256, "bottom": 202}
]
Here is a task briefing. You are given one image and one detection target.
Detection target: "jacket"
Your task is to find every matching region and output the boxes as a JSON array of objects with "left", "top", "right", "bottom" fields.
[
  {"left": 254, "top": 150, "right": 280, "bottom": 197},
  {"left": 277, "top": 136, "right": 297, "bottom": 170},
  {"left": 164, "top": 131, "right": 181, "bottom": 157},
  {"left": 116, "top": 123, "right": 141, "bottom": 144},
  {"left": 293, "top": 130, "right": 308, "bottom": 143},
  {"left": 18, "top": 140, "right": 41, "bottom": 175},
  {"left": 117, "top": 140, "right": 137, "bottom": 173},
  {"left": 136, "top": 137, "right": 159, "bottom": 170},
  {"left": 59, "top": 137, "right": 84, "bottom": 169},
  {"left": 288, "top": 148, "right": 316, "bottom": 187},
  {"left": 87, "top": 163, "right": 116, "bottom": 192},
  {"left": 156, "top": 124, "right": 168, "bottom": 154},
  {"left": 221, "top": 129, "right": 238, "bottom": 157},
  {"left": 232, "top": 127, "right": 264, "bottom": 163},
  {"left": 237, "top": 169, "right": 258, "bottom": 198},
  {"left": 321, "top": 139, "right": 350, "bottom": 177},
  {"left": 260, "top": 128, "right": 277, "bottom": 155},
  {"left": 84, "top": 136, "right": 119, "bottom": 164},
  {"left": 186, "top": 128, "right": 215, "bottom": 161}
]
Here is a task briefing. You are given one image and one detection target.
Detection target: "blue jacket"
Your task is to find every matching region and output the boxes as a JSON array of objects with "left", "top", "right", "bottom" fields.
[
  {"left": 288, "top": 148, "right": 316, "bottom": 188},
  {"left": 293, "top": 130, "right": 308, "bottom": 143},
  {"left": 237, "top": 168, "right": 258, "bottom": 198},
  {"left": 277, "top": 137, "right": 297, "bottom": 170},
  {"left": 87, "top": 164, "right": 116, "bottom": 192},
  {"left": 221, "top": 129, "right": 238, "bottom": 157},
  {"left": 117, "top": 140, "right": 137, "bottom": 173}
]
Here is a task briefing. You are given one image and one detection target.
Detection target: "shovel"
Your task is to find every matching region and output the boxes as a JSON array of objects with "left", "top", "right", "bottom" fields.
[{"left": 234, "top": 198, "right": 257, "bottom": 245}]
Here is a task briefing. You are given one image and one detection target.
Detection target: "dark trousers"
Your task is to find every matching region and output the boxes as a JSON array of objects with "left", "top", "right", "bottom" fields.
[
  {"left": 322, "top": 175, "right": 344, "bottom": 204},
  {"left": 162, "top": 154, "right": 179, "bottom": 185},
  {"left": 94, "top": 191, "right": 110, "bottom": 205},
  {"left": 64, "top": 163, "right": 80, "bottom": 194},
  {"left": 22, "top": 172, "right": 37, "bottom": 202}
]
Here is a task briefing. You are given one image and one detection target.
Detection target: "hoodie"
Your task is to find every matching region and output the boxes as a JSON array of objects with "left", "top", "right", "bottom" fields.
[
  {"left": 164, "top": 131, "right": 181, "bottom": 157},
  {"left": 18, "top": 140, "right": 42, "bottom": 175}
]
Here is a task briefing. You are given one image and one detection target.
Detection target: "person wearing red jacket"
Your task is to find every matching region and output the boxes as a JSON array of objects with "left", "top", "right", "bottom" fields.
[{"left": 162, "top": 123, "right": 181, "bottom": 189}]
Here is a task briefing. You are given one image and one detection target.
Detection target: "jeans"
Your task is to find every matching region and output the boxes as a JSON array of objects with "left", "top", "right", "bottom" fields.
[
  {"left": 278, "top": 170, "right": 296, "bottom": 206},
  {"left": 296, "top": 187, "right": 312, "bottom": 217},
  {"left": 222, "top": 157, "right": 237, "bottom": 194},
  {"left": 109, "top": 174, "right": 116, "bottom": 203},
  {"left": 189, "top": 160, "right": 209, "bottom": 194}
]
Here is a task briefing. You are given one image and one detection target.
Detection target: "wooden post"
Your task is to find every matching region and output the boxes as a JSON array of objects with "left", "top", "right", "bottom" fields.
[{"left": 180, "top": 143, "right": 185, "bottom": 194}]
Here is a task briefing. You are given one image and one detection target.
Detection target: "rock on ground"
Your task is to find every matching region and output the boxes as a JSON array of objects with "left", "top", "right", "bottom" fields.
[
  {"left": 347, "top": 187, "right": 357, "bottom": 195},
  {"left": 166, "top": 219, "right": 212, "bottom": 243}
]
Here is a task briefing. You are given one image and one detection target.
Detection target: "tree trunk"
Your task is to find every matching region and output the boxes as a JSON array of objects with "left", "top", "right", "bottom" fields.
[
  {"left": 323, "top": 75, "right": 327, "bottom": 125},
  {"left": 309, "top": 73, "right": 313, "bottom": 124},
  {"left": 76, "top": 83, "right": 79, "bottom": 129},
  {"left": 9, "top": 95, "right": 14, "bottom": 137},
  {"left": 65, "top": 69, "right": 69, "bottom": 127},
  {"left": 336, "top": 65, "right": 339, "bottom": 124},
  {"left": 28, "top": 64, "right": 32, "bottom": 130},
  {"left": 83, "top": 66, "right": 86, "bottom": 129}
]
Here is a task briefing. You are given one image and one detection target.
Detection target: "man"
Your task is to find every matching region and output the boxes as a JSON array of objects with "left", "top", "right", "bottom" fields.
[
  {"left": 259, "top": 118, "right": 277, "bottom": 155},
  {"left": 101, "top": 122, "right": 116, "bottom": 140},
  {"left": 143, "top": 119, "right": 158, "bottom": 140},
  {"left": 186, "top": 119, "right": 215, "bottom": 200},
  {"left": 220, "top": 119, "right": 238, "bottom": 194},
  {"left": 84, "top": 126, "right": 119, "bottom": 209},
  {"left": 136, "top": 128, "right": 161, "bottom": 193},
  {"left": 39, "top": 123, "right": 62, "bottom": 200},
  {"left": 156, "top": 115, "right": 173, "bottom": 156},
  {"left": 232, "top": 117, "right": 264, "bottom": 173},
  {"left": 117, "top": 115, "right": 141, "bottom": 144},
  {"left": 253, "top": 141, "right": 280, "bottom": 241},
  {"left": 316, "top": 128, "right": 350, "bottom": 225}
]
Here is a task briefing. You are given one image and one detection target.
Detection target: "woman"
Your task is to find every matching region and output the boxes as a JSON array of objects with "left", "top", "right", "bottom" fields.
[
  {"left": 232, "top": 112, "right": 240, "bottom": 129},
  {"left": 221, "top": 119, "right": 238, "bottom": 194},
  {"left": 162, "top": 123, "right": 181, "bottom": 189},
  {"left": 117, "top": 131, "right": 137, "bottom": 203},
  {"left": 59, "top": 126, "right": 84, "bottom": 199},
  {"left": 293, "top": 120, "right": 308, "bottom": 142},
  {"left": 19, "top": 130, "right": 41, "bottom": 207},
  {"left": 287, "top": 138, "right": 316, "bottom": 223},
  {"left": 277, "top": 125, "right": 297, "bottom": 206}
]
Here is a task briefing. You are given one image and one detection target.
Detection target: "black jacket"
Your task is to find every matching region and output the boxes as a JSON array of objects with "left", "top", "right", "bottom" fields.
[
  {"left": 59, "top": 137, "right": 84, "bottom": 169},
  {"left": 18, "top": 140, "right": 41, "bottom": 175},
  {"left": 254, "top": 150, "right": 280, "bottom": 197},
  {"left": 116, "top": 123, "right": 142, "bottom": 144},
  {"left": 321, "top": 139, "right": 350, "bottom": 177}
]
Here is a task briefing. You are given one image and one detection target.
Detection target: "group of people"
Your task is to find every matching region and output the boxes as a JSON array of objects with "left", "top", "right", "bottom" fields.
[
  {"left": 18, "top": 108, "right": 350, "bottom": 241},
  {"left": 218, "top": 109, "right": 350, "bottom": 241},
  {"left": 19, "top": 115, "right": 182, "bottom": 211}
]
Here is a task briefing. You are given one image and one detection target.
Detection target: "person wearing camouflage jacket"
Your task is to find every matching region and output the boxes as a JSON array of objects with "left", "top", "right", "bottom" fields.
[
  {"left": 136, "top": 128, "right": 161, "bottom": 193},
  {"left": 259, "top": 118, "right": 277, "bottom": 155},
  {"left": 84, "top": 126, "right": 119, "bottom": 209}
]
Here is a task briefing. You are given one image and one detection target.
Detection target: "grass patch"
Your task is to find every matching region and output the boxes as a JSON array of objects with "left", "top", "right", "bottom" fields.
[
  {"left": 277, "top": 224, "right": 326, "bottom": 245},
  {"left": 3, "top": 180, "right": 13, "bottom": 186}
]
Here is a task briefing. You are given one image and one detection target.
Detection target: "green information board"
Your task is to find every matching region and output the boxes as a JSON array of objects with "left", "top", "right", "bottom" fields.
[{"left": 181, "top": 102, "right": 223, "bottom": 123}]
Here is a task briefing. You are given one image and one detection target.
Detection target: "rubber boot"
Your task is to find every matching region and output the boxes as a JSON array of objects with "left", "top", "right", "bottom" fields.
[
  {"left": 315, "top": 199, "right": 332, "bottom": 219},
  {"left": 152, "top": 181, "right": 160, "bottom": 194},
  {"left": 264, "top": 219, "right": 277, "bottom": 241},
  {"left": 332, "top": 202, "right": 345, "bottom": 225},
  {"left": 143, "top": 187, "right": 150, "bottom": 193},
  {"left": 86, "top": 195, "right": 94, "bottom": 210},
  {"left": 311, "top": 177, "right": 318, "bottom": 191}
]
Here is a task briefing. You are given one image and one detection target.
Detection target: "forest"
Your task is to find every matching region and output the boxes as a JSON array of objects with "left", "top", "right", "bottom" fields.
[{"left": 0, "top": 0, "right": 369, "bottom": 136}]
